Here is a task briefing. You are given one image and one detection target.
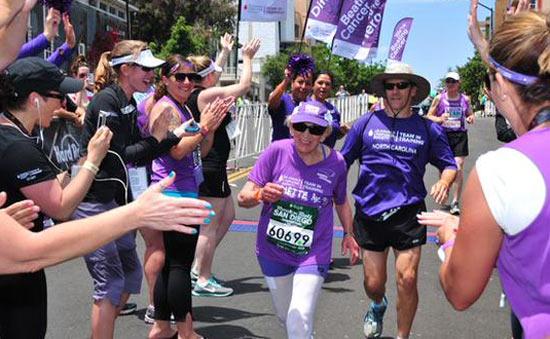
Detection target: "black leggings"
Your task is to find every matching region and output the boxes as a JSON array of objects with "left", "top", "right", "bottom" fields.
[
  {"left": 0, "top": 270, "right": 47, "bottom": 338},
  {"left": 154, "top": 228, "right": 199, "bottom": 322}
]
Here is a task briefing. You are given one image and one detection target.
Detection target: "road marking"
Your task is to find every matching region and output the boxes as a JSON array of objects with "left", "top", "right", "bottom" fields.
[{"left": 228, "top": 167, "right": 252, "bottom": 184}]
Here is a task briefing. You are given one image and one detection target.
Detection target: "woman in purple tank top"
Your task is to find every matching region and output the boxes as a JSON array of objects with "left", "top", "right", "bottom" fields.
[
  {"left": 419, "top": 7, "right": 550, "bottom": 338},
  {"left": 146, "top": 55, "right": 230, "bottom": 339}
]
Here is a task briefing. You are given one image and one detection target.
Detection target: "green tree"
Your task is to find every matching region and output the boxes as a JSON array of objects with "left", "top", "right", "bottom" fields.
[
  {"left": 261, "top": 44, "right": 385, "bottom": 95},
  {"left": 131, "top": 0, "right": 236, "bottom": 56},
  {"left": 153, "top": 17, "right": 208, "bottom": 59}
]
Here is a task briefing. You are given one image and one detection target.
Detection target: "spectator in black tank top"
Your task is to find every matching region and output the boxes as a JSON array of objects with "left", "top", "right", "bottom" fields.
[{"left": 186, "top": 38, "right": 261, "bottom": 297}]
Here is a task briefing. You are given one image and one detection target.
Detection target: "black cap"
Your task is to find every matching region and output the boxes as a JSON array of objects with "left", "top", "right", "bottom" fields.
[{"left": 5, "top": 57, "right": 84, "bottom": 97}]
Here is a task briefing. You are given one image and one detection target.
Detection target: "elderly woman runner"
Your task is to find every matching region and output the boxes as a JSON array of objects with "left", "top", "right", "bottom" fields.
[{"left": 238, "top": 100, "right": 360, "bottom": 339}]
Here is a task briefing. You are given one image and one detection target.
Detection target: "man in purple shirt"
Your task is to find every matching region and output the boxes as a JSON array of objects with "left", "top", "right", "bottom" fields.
[{"left": 340, "top": 62, "right": 457, "bottom": 339}]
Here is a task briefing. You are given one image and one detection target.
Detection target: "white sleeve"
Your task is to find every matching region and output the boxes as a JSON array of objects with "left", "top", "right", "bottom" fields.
[{"left": 476, "top": 148, "right": 546, "bottom": 236}]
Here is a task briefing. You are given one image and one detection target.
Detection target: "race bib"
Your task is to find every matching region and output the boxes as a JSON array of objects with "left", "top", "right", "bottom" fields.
[
  {"left": 128, "top": 166, "right": 148, "bottom": 200},
  {"left": 266, "top": 200, "right": 318, "bottom": 255},
  {"left": 443, "top": 106, "right": 463, "bottom": 129}
]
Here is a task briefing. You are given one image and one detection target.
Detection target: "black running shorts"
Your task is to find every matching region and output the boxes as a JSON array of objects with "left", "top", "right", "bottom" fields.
[
  {"left": 445, "top": 131, "right": 469, "bottom": 157},
  {"left": 353, "top": 202, "right": 427, "bottom": 252},
  {"left": 198, "top": 168, "right": 232, "bottom": 198}
]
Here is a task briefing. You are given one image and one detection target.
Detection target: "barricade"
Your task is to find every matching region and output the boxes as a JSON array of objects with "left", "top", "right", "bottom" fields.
[{"left": 228, "top": 94, "right": 368, "bottom": 168}]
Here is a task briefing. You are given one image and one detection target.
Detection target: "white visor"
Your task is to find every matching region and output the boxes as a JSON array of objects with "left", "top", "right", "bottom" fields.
[
  {"left": 110, "top": 50, "right": 165, "bottom": 68},
  {"left": 197, "top": 61, "right": 222, "bottom": 77}
]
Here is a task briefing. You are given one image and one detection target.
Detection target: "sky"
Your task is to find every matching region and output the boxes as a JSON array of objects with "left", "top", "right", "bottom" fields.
[{"left": 370, "top": 0, "right": 481, "bottom": 89}]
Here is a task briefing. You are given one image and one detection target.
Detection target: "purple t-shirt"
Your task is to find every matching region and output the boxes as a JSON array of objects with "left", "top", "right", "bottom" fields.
[
  {"left": 151, "top": 96, "right": 198, "bottom": 193},
  {"left": 435, "top": 92, "right": 470, "bottom": 132},
  {"left": 249, "top": 139, "right": 348, "bottom": 266},
  {"left": 340, "top": 110, "right": 457, "bottom": 217},
  {"left": 268, "top": 93, "right": 303, "bottom": 141},
  {"left": 498, "top": 128, "right": 550, "bottom": 338},
  {"left": 17, "top": 33, "right": 74, "bottom": 67}
]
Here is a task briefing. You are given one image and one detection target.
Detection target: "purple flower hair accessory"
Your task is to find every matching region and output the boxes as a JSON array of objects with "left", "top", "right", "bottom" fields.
[
  {"left": 287, "top": 54, "right": 316, "bottom": 78},
  {"left": 41, "top": 0, "right": 73, "bottom": 12}
]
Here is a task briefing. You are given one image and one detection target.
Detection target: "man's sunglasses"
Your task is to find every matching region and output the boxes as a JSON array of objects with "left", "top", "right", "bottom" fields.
[
  {"left": 445, "top": 78, "right": 459, "bottom": 84},
  {"left": 40, "top": 92, "right": 65, "bottom": 101},
  {"left": 129, "top": 63, "right": 155, "bottom": 72},
  {"left": 292, "top": 122, "right": 326, "bottom": 136},
  {"left": 174, "top": 73, "right": 202, "bottom": 83},
  {"left": 383, "top": 82, "right": 411, "bottom": 90}
]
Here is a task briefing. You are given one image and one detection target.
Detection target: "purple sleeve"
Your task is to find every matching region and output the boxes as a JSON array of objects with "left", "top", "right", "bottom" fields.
[
  {"left": 17, "top": 34, "right": 49, "bottom": 59},
  {"left": 47, "top": 42, "right": 75, "bottom": 66},
  {"left": 248, "top": 144, "right": 278, "bottom": 187},
  {"left": 428, "top": 123, "right": 457, "bottom": 171},
  {"left": 333, "top": 155, "right": 348, "bottom": 205},
  {"left": 340, "top": 115, "right": 366, "bottom": 168}
]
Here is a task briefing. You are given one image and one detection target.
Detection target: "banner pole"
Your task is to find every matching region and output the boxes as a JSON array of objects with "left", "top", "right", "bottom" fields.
[
  {"left": 298, "top": 0, "right": 314, "bottom": 54},
  {"left": 234, "top": 0, "right": 242, "bottom": 78}
]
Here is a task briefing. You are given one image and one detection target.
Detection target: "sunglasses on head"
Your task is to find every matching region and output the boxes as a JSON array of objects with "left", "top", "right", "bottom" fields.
[
  {"left": 128, "top": 63, "right": 154, "bottom": 72},
  {"left": 292, "top": 122, "right": 326, "bottom": 136},
  {"left": 445, "top": 78, "right": 459, "bottom": 84},
  {"left": 383, "top": 82, "right": 411, "bottom": 90},
  {"left": 174, "top": 73, "right": 202, "bottom": 83}
]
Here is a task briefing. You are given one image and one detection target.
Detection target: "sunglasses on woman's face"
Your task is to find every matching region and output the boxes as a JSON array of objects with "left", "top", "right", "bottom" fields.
[
  {"left": 445, "top": 78, "right": 459, "bottom": 84},
  {"left": 173, "top": 73, "right": 202, "bottom": 83},
  {"left": 292, "top": 122, "right": 326, "bottom": 136},
  {"left": 383, "top": 81, "right": 411, "bottom": 91}
]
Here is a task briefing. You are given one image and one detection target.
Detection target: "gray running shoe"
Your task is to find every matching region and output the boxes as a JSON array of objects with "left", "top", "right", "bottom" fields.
[
  {"left": 363, "top": 296, "right": 388, "bottom": 338},
  {"left": 192, "top": 278, "right": 234, "bottom": 297}
]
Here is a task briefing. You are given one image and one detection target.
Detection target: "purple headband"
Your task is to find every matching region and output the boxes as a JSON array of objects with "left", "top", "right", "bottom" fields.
[
  {"left": 41, "top": 0, "right": 73, "bottom": 12},
  {"left": 488, "top": 56, "right": 538, "bottom": 86}
]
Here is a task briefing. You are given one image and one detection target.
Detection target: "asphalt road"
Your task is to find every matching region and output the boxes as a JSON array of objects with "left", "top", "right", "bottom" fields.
[{"left": 46, "top": 117, "right": 511, "bottom": 338}]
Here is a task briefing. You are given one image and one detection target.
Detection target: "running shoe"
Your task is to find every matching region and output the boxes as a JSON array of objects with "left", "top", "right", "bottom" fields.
[
  {"left": 144, "top": 305, "right": 176, "bottom": 324},
  {"left": 450, "top": 201, "right": 460, "bottom": 215},
  {"left": 119, "top": 302, "right": 137, "bottom": 316},
  {"left": 363, "top": 296, "right": 388, "bottom": 338},
  {"left": 144, "top": 304, "right": 155, "bottom": 324},
  {"left": 191, "top": 269, "right": 199, "bottom": 287},
  {"left": 192, "top": 277, "right": 234, "bottom": 297}
]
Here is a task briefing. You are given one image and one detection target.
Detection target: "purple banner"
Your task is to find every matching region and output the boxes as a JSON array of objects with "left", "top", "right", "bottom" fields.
[
  {"left": 388, "top": 17, "right": 413, "bottom": 61},
  {"left": 331, "top": 0, "right": 387, "bottom": 60},
  {"left": 304, "top": 0, "right": 344, "bottom": 44}
]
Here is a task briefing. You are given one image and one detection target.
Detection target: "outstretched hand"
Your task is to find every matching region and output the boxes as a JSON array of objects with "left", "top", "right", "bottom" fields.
[{"left": 134, "top": 173, "right": 213, "bottom": 234}]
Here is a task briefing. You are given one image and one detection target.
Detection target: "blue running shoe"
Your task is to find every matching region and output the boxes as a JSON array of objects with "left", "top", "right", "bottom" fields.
[{"left": 363, "top": 296, "right": 388, "bottom": 338}]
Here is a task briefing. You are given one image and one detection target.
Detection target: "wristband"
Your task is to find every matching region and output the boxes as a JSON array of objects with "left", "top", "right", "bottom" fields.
[
  {"left": 343, "top": 232, "right": 354, "bottom": 239},
  {"left": 82, "top": 161, "right": 99, "bottom": 175},
  {"left": 200, "top": 125, "right": 209, "bottom": 138},
  {"left": 437, "top": 238, "right": 455, "bottom": 262}
]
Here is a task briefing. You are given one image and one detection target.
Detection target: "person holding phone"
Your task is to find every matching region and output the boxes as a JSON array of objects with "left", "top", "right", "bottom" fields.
[
  {"left": 0, "top": 57, "right": 111, "bottom": 338},
  {"left": 76, "top": 40, "right": 185, "bottom": 339}
]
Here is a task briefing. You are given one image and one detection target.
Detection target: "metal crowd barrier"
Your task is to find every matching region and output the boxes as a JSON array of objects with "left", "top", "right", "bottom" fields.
[{"left": 228, "top": 94, "right": 368, "bottom": 168}]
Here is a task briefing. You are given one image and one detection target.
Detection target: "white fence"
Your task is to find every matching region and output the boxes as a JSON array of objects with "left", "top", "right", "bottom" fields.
[{"left": 228, "top": 94, "right": 368, "bottom": 167}]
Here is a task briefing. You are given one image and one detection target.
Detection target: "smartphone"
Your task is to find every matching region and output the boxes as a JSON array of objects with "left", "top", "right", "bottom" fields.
[
  {"left": 97, "top": 110, "right": 108, "bottom": 128},
  {"left": 87, "top": 73, "right": 95, "bottom": 85}
]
